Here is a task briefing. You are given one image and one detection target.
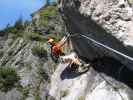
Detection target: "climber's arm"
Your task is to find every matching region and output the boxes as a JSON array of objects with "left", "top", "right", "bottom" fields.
[{"left": 58, "top": 36, "right": 68, "bottom": 47}]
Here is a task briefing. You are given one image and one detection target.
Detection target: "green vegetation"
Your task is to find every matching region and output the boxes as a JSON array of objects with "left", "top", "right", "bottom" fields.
[
  {"left": 39, "top": 5, "right": 58, "bottom": 26},
  {"left": 17, "top": 85, "right": 31, "bottom": 100},
  {"left": 0, "top": 50, "right": 4, "bottom": 58},
  {"left": 47, "top": 33, "right": 61, "bottom": 42},
  {"left": 1, "top": 18, "right": 29, "bottom": 35},
  {"left": 128, "top": 0, "right": 133, "bottom": 5},
  {"left": 13, "top": 18, "right": 24, "bottom": 33},
  {"left": 26, "top": 63, "right": 32, "bottom": 70},
  {"left": 20, "top": 86, "right": 30, "bottom": 100},
  {"left": 31, "top": 44, "right": 48, "bottom": 58},
  {"left": 23, "top": 32, "right": 47, "bottom": 42},
  {"left": 35, "top": 95, "right": 41, "bottom": 100},
  {"left": 0, "top": 67, "right": 20, "bottom": 92},
  {"left": 40, "top": 6, "right": 58, "bottom": 18},
  {"left": 37, "top": 66, "right": 49, "bottom": 82},
  {"left": 0, "top": 4, "right": 63, "bottom": 44},
  {"left": 61, "top": 90, "right": 69, "bottom": 97},
  {"left": 34, "top": 66, "right": 45, "bottom": 100},
  {"left": 10, "top": 31, "right": 47, "bottom": 42},
  {"left": 34, "top": 86, "right": 41, "bottom": 100},
  {"left": 78, "top": 96, "right": 85, "bottom": 100},
  {"left": 46, "top": 0, "right": 50, "bottom": 6}
]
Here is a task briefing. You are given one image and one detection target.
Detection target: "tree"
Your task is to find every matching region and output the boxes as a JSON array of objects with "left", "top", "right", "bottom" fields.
[
  {"left": 6, "top": 23, "right": 10, "bottom": 29},
  {"left": 0, "top": 17, "right": 25, "bottom": 34},
  {"left": 46, "top": 0, "right": 50, "bottom": 6},
  {"left": 14, "top": 17, "right": 24, "bottom": 31},
  {"left": 24, "top": 20, "right": 30, "bottom": 28}
]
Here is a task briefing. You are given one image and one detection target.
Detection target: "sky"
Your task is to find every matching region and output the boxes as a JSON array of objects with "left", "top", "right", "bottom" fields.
[{"left": 0, "top": 0, "right": 45, "bottom": 30}]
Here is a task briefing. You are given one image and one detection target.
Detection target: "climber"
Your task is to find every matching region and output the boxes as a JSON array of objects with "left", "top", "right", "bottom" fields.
[
  {"left": 47, "top": 35, "right": 90, "bottom": 71},
  {"left": 47, "top": 36, "right": 67, "bottom": 62}
]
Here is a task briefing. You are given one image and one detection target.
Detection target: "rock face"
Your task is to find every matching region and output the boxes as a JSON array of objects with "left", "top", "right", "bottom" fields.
[
  {"left": 0, "top": 5, "right": 63, "bottom": 100},
  {"left": 1, "top": 1, "right": 133, "bottom": 100},
  {"left": 58, "top": 0, "right": 133, "bottom": 70},
  {"left": 46, "top": 0, "right": 133, "bottom": 99},
  {"left": 0, "top": 34, "right": 57, "bottom": 100},
  {"left": 49, "top": 63, "right": 133, "bottom": 100},
  {"left": 29, "top": 5, "right": 66, "bottom": 35}
]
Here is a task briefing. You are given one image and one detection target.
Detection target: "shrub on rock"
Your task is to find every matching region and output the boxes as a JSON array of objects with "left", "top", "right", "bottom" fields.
[
  {"left": 0, "top": 67, "right": 20, "bottom": 92},
  {"left": 32, "top": 45, "right": 48, "bottom": 59}
]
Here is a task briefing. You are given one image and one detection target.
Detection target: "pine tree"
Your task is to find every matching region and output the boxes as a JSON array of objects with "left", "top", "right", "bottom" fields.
[
  {"left": 14, "top": 17, "right": 24, "bottom": 33},
  {"left": 46, "top": 0, "right": 50, "bottom": 6},
  {"left": 14, "top": 17, "right": 23, "bottom": 30}
]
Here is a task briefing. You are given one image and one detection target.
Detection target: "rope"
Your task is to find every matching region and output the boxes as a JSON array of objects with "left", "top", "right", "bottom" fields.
[
  {"left": 80, "top": 34, "right": 133, "bottom": 64},
  {"left": 66, "top": 32, "right": 80, "bottom": 38}
]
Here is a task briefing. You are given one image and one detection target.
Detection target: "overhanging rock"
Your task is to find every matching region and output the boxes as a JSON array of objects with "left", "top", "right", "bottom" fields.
[{"left": 58, "top": 0, "right": 133, "bottom": 70}]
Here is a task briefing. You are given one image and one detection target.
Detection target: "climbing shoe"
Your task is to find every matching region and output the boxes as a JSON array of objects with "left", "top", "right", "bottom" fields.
[{"left": 78, "top": 63, "right": 90, "bottom": 73}]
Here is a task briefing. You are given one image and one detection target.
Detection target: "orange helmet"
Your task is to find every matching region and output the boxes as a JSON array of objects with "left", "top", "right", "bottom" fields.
[{"left": 48, "top": 38, "right": 54, "bottom": 44}]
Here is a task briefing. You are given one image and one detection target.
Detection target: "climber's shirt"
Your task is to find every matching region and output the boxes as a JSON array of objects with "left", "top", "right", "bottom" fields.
[{"left": 51, "top": 43, "right": 63, "bottom": 57}]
